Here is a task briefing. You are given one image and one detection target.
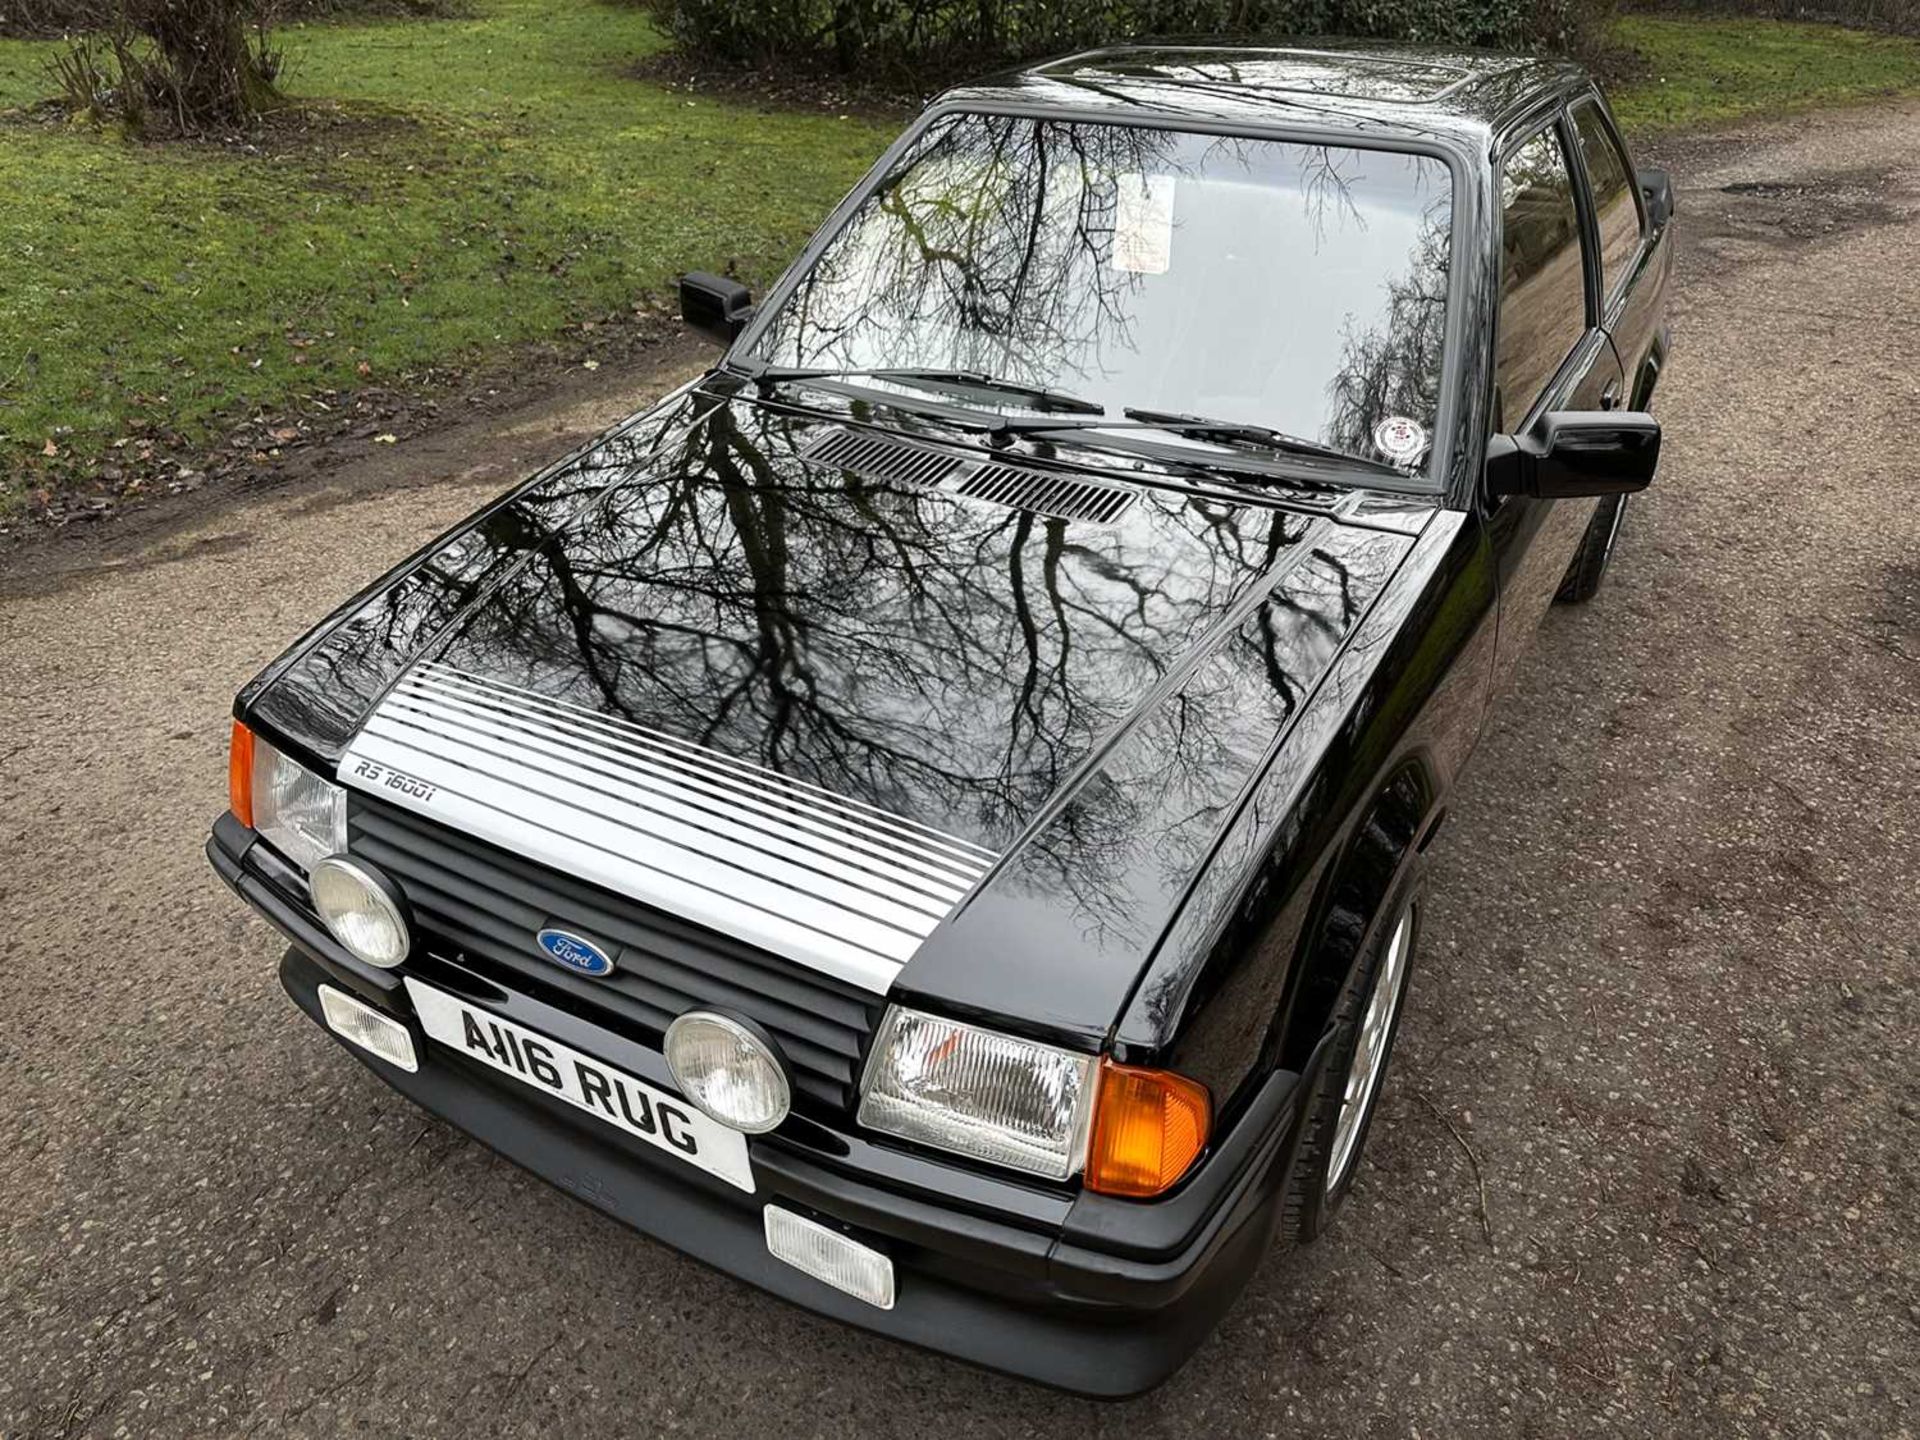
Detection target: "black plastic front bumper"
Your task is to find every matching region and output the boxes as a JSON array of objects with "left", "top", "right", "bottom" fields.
[{"left": 209, "top": 812, "right": 1318, "bottom": 1396}]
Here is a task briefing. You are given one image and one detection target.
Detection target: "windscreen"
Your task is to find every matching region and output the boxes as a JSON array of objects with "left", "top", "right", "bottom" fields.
[{"left": 750, "top": 113, "right": 1455, "bottom": 474}]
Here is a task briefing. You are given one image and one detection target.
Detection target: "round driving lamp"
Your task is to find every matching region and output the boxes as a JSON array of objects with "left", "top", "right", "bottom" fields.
[
  {"left": 664, "top": 1011, "right": 792, "bottom": 1134},
  {"left": 309, "top": 856, "right": 412, "bottom": 969}
]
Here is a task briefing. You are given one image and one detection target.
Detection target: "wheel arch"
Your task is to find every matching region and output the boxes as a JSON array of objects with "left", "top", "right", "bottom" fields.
[
  {"left": 1266, "top": 754, "right": 1442, "bottom": 1076},
  {"left": 1627, "top": 325, "right": 1667, "bottom": 410}
]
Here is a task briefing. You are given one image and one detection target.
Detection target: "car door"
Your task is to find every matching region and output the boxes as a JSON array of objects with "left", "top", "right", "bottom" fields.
[
  {"left": 1484, "top": 110, "right": 1626, "bottom": 697},
  {"left": 1568, "top": 93, "right": 1667, "bottom": 407}
]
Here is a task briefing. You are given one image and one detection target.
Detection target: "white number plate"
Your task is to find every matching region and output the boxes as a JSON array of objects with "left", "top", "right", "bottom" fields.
[{"left": 404, "top": 979, "right": 754, "bottom": 1192}]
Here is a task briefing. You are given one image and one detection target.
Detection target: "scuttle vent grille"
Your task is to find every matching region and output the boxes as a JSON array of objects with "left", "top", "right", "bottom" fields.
[
  {"left": 957, "top": 463, "right": 1135, "bottom": 524},
  {"left": 800, "top": 427, "right": 1138, "bottom": 524},
  {"left": 800, "top": 428, "right": 963, "bottom": 490}
]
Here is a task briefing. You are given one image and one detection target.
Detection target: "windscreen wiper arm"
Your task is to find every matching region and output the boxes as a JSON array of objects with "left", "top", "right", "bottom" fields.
[
  {"left": 988, "top": 407, "right": 1402, "bottom": 478},
  {"left": 735, "top": 360, "right": 1103, "bottom": 415},
  {"left": 1120, "top": 407, "right": 1400, "bottom": 474},
  {"left": 932, "top": 375, "right": 1104, "bottom": 414}
]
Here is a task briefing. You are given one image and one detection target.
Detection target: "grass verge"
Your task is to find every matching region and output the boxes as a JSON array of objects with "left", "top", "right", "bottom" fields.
[
  {"left": 0, "top": 0, "right": 890, "bottom": 512},
  {"left": 2, "top": 7, "right": 1918, "bottom": 517},
  {"left": 1609, "top": 14, "right": 1920, "bottom": 133}
]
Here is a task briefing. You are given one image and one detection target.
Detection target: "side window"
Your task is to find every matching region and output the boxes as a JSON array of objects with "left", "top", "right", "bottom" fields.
[
  {"left": 1496, "top": 124, "right": 1587, "bottom": 422},
  {"left": 1571, "top": 102, "right": 1645, "bottom": 302}
]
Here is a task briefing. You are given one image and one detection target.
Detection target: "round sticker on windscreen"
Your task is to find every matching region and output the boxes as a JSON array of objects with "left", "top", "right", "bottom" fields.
[{"left": 1373, "top": 416, "right": 1428, "bottom": 465}]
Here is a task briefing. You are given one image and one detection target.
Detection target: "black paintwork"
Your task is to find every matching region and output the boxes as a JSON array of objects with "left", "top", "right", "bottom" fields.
[{"left": 219, "top": 43, "right": 1671, "bottom": 1390}]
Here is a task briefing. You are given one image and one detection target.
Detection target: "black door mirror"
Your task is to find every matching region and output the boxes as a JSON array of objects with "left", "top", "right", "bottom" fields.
[
  {"left": 1637, "top": 166, "right": 1675, "bottom": 228},
  {"left": 1487, "top": 410, "right": 1661, "bottom": 499},
  {"left": 679, "top": 271, "right": 754, "bottom": 345}
]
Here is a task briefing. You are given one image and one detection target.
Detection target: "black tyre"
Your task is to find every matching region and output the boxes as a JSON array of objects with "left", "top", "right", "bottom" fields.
[
  {"left": 1278, "top": 878, "right": 1421, "bottom": 1244},
  {"left": 1554, "top": 493, "right": 1629, "bottom": 603}
]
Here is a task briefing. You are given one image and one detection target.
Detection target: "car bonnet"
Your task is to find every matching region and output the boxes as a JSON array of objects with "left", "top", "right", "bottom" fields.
[{"left": 248, "top": 390, "right": 1419, "bottom": 1022}]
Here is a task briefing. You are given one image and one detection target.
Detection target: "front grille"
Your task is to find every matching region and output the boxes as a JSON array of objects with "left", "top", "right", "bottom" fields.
[{"left": 350, "top": 796, "right": 882, "bottom": 1116}]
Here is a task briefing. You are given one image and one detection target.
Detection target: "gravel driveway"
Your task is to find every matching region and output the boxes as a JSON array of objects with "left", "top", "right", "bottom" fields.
[{"left": 3, "top": 101, "right": 1917, "bottom": 1439}]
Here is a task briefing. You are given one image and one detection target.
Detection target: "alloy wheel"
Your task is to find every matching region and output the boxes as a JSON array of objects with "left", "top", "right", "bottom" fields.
[{"left": 1325, "top": 904, "right": 1415, "bottom": 1195}]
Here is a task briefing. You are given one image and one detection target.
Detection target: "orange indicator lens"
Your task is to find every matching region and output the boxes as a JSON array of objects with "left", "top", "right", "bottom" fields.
[
  {"left": 1085, "top": 1059, "right": 1211, "bottom": 1198},
  {"left": 228, "top": 721, "right": 255, "bottom": 828}
]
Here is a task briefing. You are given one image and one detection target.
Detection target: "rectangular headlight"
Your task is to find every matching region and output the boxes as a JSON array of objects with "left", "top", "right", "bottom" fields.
[
  {"left": 857, "top": 1006, "right": 1093, "bottom": 1180},
  {"left": 251, "top": 735, "right": 346, "bottom": 873}
]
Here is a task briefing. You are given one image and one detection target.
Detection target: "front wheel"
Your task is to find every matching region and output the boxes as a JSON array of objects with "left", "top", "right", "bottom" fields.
[{"left": 1278, "top": 880, "right": 1421, "bottom": 1243}]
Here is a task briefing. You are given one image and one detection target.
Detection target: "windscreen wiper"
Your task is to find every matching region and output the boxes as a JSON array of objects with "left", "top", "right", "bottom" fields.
[
  {"left": 735, "top": 360, "right": 1103, "bottom": 415},
  {"left": 1121, "top": 407, "right": 1401, "bottom": 474},
  {"left": 987, "top": 407, "right": 1402, "bottom": 479},
  {"left": 926, "top": 374, "right": 1104, "bottom": 415}
]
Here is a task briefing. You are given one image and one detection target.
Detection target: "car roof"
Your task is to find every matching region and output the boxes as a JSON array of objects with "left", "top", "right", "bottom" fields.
[{"left": 936, "top": 42, "right": 1592, "bottom": 147}]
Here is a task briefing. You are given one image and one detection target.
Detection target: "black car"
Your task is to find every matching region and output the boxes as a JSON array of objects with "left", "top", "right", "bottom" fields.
[{"left": 208, "top": 43, "right": 1672, "bottom": 1396}]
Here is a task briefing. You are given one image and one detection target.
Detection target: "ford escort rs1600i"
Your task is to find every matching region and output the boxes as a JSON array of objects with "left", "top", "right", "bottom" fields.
[{"left": 209, "top": 43, "right": 1672, "bottom": 1394}]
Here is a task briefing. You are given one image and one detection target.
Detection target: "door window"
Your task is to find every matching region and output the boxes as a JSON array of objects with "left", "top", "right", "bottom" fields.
[
  {"left": 1570, "top": 102, "right": 1645, "bottom": 303},
  {"left": 1496, "top": 124, "right": 1587, "bottom": 423}
]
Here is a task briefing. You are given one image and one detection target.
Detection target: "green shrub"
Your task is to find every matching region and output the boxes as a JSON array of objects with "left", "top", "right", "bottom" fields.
[
  {"left": 654, "top": 0, "right": 1618, "bottom": 79},
  {"left": 46, "top": 0, "right": 282, "bottom": 130},
  {"left": 1626, "top": 0, "right": 1917, "bottom": 37},
  {"left": 2, "top": 0, "right": 446, "bottom": 39}
]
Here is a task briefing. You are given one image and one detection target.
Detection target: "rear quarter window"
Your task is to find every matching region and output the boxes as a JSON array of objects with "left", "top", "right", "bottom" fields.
[{"left": 1496, "top": 124, "right": 1586, "bottom": 423}]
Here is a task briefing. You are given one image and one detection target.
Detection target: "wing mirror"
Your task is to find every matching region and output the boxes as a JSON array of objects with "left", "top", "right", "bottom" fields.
[
  {"left": 1638, "top": 166, "right": 1675, "bottom": 228},
  {"left": 1487, "top": 410, "right": 1661, "bottom": 499},
  {"left": 679, "top": 271, "right": 754, "bottom": 345}
]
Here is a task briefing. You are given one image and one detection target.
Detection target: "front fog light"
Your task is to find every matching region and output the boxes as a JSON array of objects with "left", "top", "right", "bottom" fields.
[
  {"left": 665, "top": 1011, "right": 791, "bottom": 1133},
  {"left": 310, "top": 856, "right": 412, "bottom": 969},
  {"left": 764, "top": 1206, "right": 894, "bottom": 1309},
  {"left": 857, "top": 1007, "right": 1093, "bottom": 1179},
  {"left": 318, "top": 984, "right": 418, "bottom": 1072}
]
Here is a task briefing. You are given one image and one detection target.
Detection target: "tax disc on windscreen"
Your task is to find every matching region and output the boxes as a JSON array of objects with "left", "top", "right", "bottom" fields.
[{"left": 1373, "top": 416, "right": 1428, "bottom": 464}]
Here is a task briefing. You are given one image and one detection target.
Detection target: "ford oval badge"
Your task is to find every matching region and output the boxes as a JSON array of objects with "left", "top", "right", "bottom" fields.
[{"left": 535, "top": 928, "right": 615, "bottom": 977}]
